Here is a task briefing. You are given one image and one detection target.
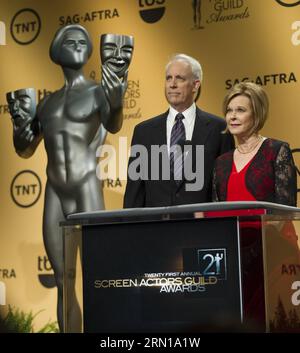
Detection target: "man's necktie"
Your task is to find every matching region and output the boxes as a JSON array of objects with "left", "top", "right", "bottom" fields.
[{"left": 170, "top": 113, "right": 186, "bottom": 183}]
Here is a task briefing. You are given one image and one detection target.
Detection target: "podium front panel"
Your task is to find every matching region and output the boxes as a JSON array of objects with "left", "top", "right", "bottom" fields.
[
  {"left": 63, "top": 202, "right": 300, "bottom": 333},
  {"left": 81, "top": 217, "right": 242, "bottom": 332}
]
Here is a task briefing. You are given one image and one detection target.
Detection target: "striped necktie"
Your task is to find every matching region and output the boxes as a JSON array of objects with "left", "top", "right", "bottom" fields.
[{"left": 170, "top": 113, "right": 186, "bottom": 183}]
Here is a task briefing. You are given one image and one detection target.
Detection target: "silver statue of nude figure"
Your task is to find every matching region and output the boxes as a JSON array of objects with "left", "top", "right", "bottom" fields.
[{"left": 6, "top": 25, "right": 134, "bottom": 332}]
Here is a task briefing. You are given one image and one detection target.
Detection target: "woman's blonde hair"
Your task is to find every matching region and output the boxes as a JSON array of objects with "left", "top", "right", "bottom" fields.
[{"left": 223, "top": 82, "right": 269, "bottom": 136}]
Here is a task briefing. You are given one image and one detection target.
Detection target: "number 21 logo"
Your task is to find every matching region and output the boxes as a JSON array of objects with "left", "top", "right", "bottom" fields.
[{"left": 198, "top": 248, "right": 227, "bottom": 279}]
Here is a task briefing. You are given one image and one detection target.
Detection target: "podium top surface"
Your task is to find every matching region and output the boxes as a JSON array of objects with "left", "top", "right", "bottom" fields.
[{"left": 62, "top": 201, "right": 300, "bottom": 226}]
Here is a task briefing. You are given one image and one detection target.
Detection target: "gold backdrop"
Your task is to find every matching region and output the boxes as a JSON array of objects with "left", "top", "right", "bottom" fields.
[{"left": 0, "top": 0, "right": 299, "bottom": 330}]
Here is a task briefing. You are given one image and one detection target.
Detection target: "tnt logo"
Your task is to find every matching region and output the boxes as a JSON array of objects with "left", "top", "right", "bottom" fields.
[
  {"left": 0, "top": 281, "right": 6, "bottom": 305},
  {"left": 10, "top": 8, "right": 41, "bottom": 45},
  {"left": 10, "top": 170, "right": 42, "bottom": 208},
  {"left": 0, "top": 21, "right": 6, "bottom": 45},
  {"left": 198, "top": 248, "right": 227, "bottom": 280}
]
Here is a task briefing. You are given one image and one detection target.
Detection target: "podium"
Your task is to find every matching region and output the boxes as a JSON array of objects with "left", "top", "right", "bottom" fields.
[{"left": 61, "top": 201, "right": 300, "bottom": 333}]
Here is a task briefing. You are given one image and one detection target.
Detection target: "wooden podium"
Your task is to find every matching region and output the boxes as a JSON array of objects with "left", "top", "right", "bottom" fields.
[{"left": 61, "top": 201, "right": 300, "bottom": 333}]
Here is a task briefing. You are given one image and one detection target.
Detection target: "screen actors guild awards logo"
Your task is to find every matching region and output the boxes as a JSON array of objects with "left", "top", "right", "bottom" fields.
[
  {"left": 197, "top": 248, "right": 227, "bottom": 279},
  {"left": 192, "top": 0, "right": 204, "bottom": 29},
  {"left": 193, "top": 0, "right": 250, "bottom": 27}
]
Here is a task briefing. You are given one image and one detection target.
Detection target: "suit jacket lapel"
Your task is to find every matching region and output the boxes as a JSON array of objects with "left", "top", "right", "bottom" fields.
[
  {"left": 191, "top": 107, "right": 212, "bottom": 146},
  {"left": 151, "top": 110, "right": 168, "bottom": 146}
]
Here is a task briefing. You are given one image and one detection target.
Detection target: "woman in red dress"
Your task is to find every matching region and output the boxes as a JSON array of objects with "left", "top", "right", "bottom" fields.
[
  {"left": 212, "top": 82, "right": 298, "bottom": 328},
  {"left": 213, "top": 82, "right": 296, "bottom": 206}
]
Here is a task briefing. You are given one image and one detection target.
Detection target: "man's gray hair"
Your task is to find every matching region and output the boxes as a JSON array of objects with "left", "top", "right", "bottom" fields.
[{"left": 166, "top": 54, "right": 203, "bottom": 83}]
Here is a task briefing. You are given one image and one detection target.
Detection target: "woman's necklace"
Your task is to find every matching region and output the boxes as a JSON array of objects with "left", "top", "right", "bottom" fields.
[{"left": 236, "top": 135, "right": 263, "bottom": 154}]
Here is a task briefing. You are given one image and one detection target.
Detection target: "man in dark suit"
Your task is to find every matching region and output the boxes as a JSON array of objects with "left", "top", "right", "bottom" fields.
[{"left": 124, "top": 54, "right": 234, "bottom": 208}]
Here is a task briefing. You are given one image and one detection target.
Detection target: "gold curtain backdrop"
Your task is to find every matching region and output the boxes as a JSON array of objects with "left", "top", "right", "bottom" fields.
[{"left": 0, "top": 0, "right": 299, "bottom": 329}]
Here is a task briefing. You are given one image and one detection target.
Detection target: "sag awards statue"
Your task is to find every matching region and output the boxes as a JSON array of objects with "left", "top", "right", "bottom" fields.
[
  {"left": 192, "top": 0, "right": 204, "bottom": 29},
  {"left": 6, "top": 25, "right": 134, "bottom": 332}
]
